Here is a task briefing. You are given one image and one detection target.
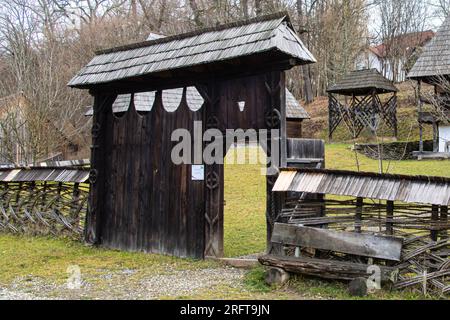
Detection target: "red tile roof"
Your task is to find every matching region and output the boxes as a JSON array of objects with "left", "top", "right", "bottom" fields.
[{"left": 369, "top": 30, "right": 435, "bottom": 58}]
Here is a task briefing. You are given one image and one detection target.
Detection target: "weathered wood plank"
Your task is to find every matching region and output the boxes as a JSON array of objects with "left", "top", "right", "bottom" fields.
[
  {"left": 259, "top": 255, "right": 398, "bottom": 282},
  {"left": 271, "top": 223, "right": 403, "bottom": 261}
]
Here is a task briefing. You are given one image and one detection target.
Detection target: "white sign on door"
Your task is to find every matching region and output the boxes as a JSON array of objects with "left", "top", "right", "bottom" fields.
[{"left": 192, "top": 165, "right": 205, "bottom": 181}]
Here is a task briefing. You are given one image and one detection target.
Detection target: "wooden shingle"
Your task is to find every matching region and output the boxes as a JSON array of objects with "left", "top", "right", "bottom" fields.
[
  {"left": 275, "top": 168, "right": 450, "bottom": 206},
  {"left": 69, "top": 12, "right": 316, "bottom": 89},
  {"left": 408, "top": 15, "right": 450, "bottom": 80},
  {"left": 327, "top": 69, "right": 397, "bottom": 96}
]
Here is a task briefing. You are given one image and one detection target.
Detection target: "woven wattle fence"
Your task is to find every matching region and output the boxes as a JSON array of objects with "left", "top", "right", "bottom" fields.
[
  {"left": 272, "top": 168, "right": 450, "bottom": 296},
  {"left": 0, "top": 164, "right": 90, "bottom": 238}
]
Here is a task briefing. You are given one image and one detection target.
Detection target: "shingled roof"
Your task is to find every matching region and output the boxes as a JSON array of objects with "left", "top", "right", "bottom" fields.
[
  {"left": 408, "top": 15, "right": 450, "bottom": 80},
  {"left": 85, "top": 88, "right": 309, "bottom": 119},
  {"left": 273, "top": 168, "right": 450, "bottom": 206},
  {"left": 327, "top": 69, "right": 398, "bottom": 96},
  {"left": 68, "top": 12, "right": 316, "bottom": 89},
  {"left": 286, "top": 90, "right": 309, "bottom": 119}
]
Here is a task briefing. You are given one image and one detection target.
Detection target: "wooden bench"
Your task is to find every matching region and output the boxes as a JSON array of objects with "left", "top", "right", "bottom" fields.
[
  {"left": 271, "top": 223, "right": 403, "bottom": 261},
  {"left": 260, "top": 223, "right": 402, "bottom": 284}
]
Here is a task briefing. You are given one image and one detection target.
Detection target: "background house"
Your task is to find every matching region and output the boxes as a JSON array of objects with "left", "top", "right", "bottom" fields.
[{"left": 356, "top": 30, "right": 435, "bottom": 83}]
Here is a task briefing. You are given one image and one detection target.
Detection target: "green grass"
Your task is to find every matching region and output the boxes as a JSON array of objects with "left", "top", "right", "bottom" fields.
[
  {"left": 326, "top": 143, "right": 450, "bottom": 177},
  {"left": 0, "top": 234, "right": 216, "bottom": 285},
  {"left": 222, "top": 144, "right": 450, "bottom": 258},
  {"left": 224, "top": 147, "right": 266, "bottom": 258},
  {"left": 1, "top": 144, "right": 448, "bottom": 299}
]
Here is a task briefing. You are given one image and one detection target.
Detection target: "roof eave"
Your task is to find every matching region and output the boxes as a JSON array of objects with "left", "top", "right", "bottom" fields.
[{"left": 69, "top": 48, "right": 315, "bottom": 90}]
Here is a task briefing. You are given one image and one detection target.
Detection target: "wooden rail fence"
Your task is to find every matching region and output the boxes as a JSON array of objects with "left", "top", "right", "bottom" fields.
[{"left": 0, "top": 166, "right": 89, "bottom": 238}]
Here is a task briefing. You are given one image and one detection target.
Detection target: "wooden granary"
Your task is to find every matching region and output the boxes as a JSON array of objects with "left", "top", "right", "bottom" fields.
[
  {"left": 327, "top": 69, "right": 398, "bottom": 140},
  {"left": 69, "top": 12, "right": 316, "bottom": 259}
]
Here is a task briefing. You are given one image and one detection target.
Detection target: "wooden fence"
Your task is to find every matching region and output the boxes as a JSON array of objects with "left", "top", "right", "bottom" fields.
[
  {"left": 0, "top": 167, "right": 89, "bottom": 238},
  {"left": 278, "top": 197, "right": 450, "bottom": 295}
]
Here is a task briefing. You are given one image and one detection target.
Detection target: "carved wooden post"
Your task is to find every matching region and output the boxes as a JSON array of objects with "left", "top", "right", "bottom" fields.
[
  {"left": 85, "top": 92, "right": 116, "bottom": 245},
  {"left": 203, "top": 83, "right": 224, "bottom": 258},
  {"left": 265, "top": 71, "right": 286, "bottom": 254}
]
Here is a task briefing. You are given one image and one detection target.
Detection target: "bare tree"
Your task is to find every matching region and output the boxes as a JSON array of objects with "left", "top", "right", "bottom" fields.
[
  {"left": 422, "top": 76, "right": 450, "bottom": 123},
  {"left": 428, "top": 0, "right": 450, "bottom": 18},
  {"left": 0, "top": 0, "right": 374, "bottom": 164},
  {"left": 375, "top": 0, "right": 429, "bottom": 82}
]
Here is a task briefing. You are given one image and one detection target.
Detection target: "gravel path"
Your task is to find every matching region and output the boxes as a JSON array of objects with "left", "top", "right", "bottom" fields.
[
  {"left": 0, "top": 267, "right": 246, "bottom": 300},
  {"left": 141, "top": 268, "right": 244, "bottom": 298},
  {"left": 0, "top": 287, "right": 46, "bottom": 300}
]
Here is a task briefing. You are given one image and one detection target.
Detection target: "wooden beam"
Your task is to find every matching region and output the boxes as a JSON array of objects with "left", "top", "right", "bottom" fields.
[
  {"left": 431, "top": 205, "right": 440, "bottom": 241},
  {"left": 386, "top": 200, "right": 394, "bottom": 235},
  {"left": 203, "top": 82, "right": 224, "bottom": 258},
  {"left": 355, "top": 197, "right": 363, "bottom": 233},
  {"left": 271, "top": 223, "right": 403, "bottom": 261},
  {"left": 393, "top": 92, "right": 398, "bottom": 138},
  {"left": 418, "top": 80, "right": 424, "bottom": 153},
  {"left": 84, "top": 93, "right": 116, "bottom": 245},
  {"left": 265, "top": 71, "right": 286, "bottom": 255},
  {"left": 259, "top": 254, "right": 398, "bottom": 282},
  {"left": 441, "top": 206, "right": 448, "bottom": 240},
  {"left": 85, "top": 55, "right": 297, "bottom": 95}
]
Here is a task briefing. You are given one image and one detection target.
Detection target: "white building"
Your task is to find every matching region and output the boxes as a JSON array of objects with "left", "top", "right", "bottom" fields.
[{"left": 439, "top": 126, "right": 450, "bottom": 153}]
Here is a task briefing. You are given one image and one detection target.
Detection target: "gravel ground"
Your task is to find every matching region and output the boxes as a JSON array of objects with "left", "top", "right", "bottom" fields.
[
  {"left": 0, "top": 287, "right": 47, "bottom": 300},
  {"left": 141, "top": 268, "right": 244, "bottom": 298},
  {"left": 0, "top": 267, "right": 246, "bottom": 300}
]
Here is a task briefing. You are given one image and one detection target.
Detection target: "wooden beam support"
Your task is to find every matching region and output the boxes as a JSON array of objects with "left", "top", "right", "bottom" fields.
[
  {"left": 71, "top": 183, "right": 80, "bottom": 218},
  {"left": 271, "top": 223, "right": 403, "bottom": 261},
  {"left": 265, "top": 71, "right": 286, "bottom": 255},
  {"left": 85, "top": 93, "right": 117, "bottom": 245},
  {"left": 259, "top": 254, "right": 398, "bottom": 282},
  {"left": 203, "top": 82, "right": 224, "bottom": 258},
  {"left": 418, "top": 80, "right": 424, "bottom": 153},
  {"left": 85, "top": 55, "right": 296, "bottom": 95},
  {"left": 355, "top": 197, "right": 363, "bottom": 233},
  {"left": 441, "top": 206, "right": 448, "bottom": 240},
  {"left": 393, "top": 92, "right": 398, "bottom": 138},
  {"left": 431, "top": 205, "right": 440, "bottom": 241},
  {"left": 386, "top": 200, "right": 394, "bottom": 235}
]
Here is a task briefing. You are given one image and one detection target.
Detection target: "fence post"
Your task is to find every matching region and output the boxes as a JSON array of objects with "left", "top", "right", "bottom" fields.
[
  {"left": 441, "top": 206, "right": 448, "bottom": 240},
  {"left": 355, "top": 197, "right": 363, "bottom": 233},
  {"left": 431, "top": 205, "right": 439, "bottom": 241},
  {"left": 386, "top": 201, "right": 394, "bottom": 235}
]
